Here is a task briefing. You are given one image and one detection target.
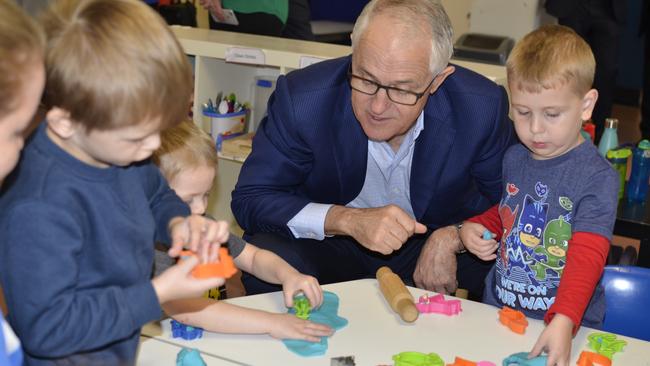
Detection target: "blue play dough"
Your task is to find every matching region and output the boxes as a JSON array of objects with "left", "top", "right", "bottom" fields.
[
  {"left": 176, "top": 348, "right": 206, "bottom": 366},
  {"left": 502, "top": 352, "right": 547, "bottom": 366},
  {"left": 282, "top": 291, "right": 348, "bottom": 357}
]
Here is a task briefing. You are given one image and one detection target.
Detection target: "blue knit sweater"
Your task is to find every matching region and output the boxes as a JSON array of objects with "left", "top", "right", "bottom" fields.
[{"left": 0, "top": 124, "right": 190, "bottom": 365}]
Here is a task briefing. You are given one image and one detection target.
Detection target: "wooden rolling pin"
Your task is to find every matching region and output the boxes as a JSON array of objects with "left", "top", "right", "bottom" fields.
[{"left": 376, "top": 266, "right": 419, "bottom": 323}]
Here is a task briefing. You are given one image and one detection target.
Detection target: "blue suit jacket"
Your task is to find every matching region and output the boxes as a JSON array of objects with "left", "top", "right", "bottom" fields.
[{"left": 232, "top": 56, "right": 516, "bottom": 236}]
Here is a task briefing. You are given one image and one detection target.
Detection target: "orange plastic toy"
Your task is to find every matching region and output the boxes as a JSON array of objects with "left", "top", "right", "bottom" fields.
[
  {"left": 447, "top": 356, "right": 476, "bottom": 366},
  {"left": 498, "top": 306, "right": 528, "bottom": 334},
  {"left": 179, "top": 248, "right": 237, "bottom": 279},
  {"left": 447, "top": 357, "right": 495, "bottom": 366},
  {"left": 576, "top": 351, "right": 611, "bottom": 366}
]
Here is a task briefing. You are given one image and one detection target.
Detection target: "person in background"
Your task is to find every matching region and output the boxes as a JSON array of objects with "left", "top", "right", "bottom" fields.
[
  {"left": 282, "top": 0, "right": 315, "bottom": 41},
  {"left": 232, "top": 0, "right": 516, "bottom": 300},
  {"left": 0, "top": 1, "right": 46, "bottom": 364},
  {"left": 0, "top": 1, "right": 228, "bottom": 364},
  {"left": 460, "top": 25, "right": 618, "bottom": 366},
  {"left": 199, "top": 0, "right": 288, "bottom": 37},
  {"left": 545, "top": 0, "right": 626, "bottom": 143},
  {"left": 152, "top": 120, "right": 245, "bottom": 300},
  {"left": 640, "top": 0, "right": 650, "bottom": 140},
  {"left": 152, "top": 121, "right": 333, "bottom": 342}
]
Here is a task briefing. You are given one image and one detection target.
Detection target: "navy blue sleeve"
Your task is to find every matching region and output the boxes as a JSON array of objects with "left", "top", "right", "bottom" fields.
[
  {"left": 231, "top": 74, "right": 314, "bottom": 235},
  {"left": 143, "top": 163, "right": 191, "bottom": 245},
  {"left": 0, "top": 202, "right": 161, "bottom": 358}
]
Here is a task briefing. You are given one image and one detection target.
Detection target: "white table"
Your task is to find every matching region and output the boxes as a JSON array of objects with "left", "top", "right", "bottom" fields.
[{"left": 138, "top": 279, "right": 650, "bottom": 365}]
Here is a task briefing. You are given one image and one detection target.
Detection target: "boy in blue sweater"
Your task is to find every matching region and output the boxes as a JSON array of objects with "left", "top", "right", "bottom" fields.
[
  {"left": 0, "top": 0, "right": 46, "bottom": 365},
  {"left": 0, "top": 0, "right": 227, "bottom": 364}
]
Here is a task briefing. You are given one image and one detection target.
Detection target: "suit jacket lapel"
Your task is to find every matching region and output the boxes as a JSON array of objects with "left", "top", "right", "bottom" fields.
[
  {"left": 411, "top": 89, "right": 455, "bottom": 219},
  {"left": 332, "top": 79, "right": 368, "bottom": 204}
]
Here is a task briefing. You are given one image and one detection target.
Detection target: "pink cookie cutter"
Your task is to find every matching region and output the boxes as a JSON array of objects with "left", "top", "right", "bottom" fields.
[{"left": 416, "top": 293, "right": 462, "bottom": 315}]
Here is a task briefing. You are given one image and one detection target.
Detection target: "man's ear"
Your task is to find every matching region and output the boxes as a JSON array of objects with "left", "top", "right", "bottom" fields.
[
  {"left": 580, "top": 89, "right": 599, "bottom": 121},
  {"left": 429, "top": 65, "right": 455, "bottom": 94},
  {"left": 45, "top": 107, "right": 76, "bottom": 139}
]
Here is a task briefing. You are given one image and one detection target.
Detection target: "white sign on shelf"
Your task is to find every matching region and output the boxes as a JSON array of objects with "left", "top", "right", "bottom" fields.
[
  {"left": 299, "top": 56, "right": 326, "bottom": 69},
  {"left": 225, "top": 47, "right": 266, "bottom": 65}
]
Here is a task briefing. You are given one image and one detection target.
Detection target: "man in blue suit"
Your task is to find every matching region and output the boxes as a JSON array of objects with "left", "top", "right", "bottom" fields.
[{"left": 232, "top": 0, "right": 516, "bottom": 299}]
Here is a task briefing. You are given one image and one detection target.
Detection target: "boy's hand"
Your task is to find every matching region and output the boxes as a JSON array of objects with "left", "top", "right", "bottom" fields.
[
  {"left": 168, "top": 215, "right": 229, "bottom": 263},
  {"left": 459, "top": 222, "right": 498, "bottom": 261},
  {"left": 152, "top": 256, "right": 225, "bottom": 303},
  {"left": 529, "top": 313, "right": 574, "bottom": 366},
  {"left": 281, "top": 272, "right": 324, "bottom": 309},
  {"left": 268, "top": 313, "right": 333, "bottom": 342}
]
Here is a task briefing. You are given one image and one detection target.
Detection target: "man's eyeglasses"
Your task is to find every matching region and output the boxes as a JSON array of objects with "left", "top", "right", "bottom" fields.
[{"left": 347, "top": 66, "right": 436, "bottom": 106}]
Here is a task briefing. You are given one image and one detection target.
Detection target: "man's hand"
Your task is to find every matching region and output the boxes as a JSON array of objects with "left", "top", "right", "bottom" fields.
[
  {"left": 414, "top": 225, "right": 462, "bottom": 294},
  {"left": 325, "top": 205, "right": 427, "bottom": 255}
]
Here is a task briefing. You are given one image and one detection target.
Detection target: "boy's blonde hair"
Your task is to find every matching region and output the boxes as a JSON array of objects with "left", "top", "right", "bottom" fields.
[
  {"left": 40, "top": 0, "right": 192, "bottom": 131},
  {"left": 152, "top": 121, "right": 218, "bottom": 182},
  {"left": 507, "top": 25, "right": 595, "bottom": 96},
  {"left": 0, "top": 0, "right": 45, "bottom": 116}
]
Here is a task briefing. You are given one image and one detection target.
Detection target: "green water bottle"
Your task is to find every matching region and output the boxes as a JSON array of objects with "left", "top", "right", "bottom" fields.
[{"left": 606, "top": 147, "right": 632, "bottom": 200}]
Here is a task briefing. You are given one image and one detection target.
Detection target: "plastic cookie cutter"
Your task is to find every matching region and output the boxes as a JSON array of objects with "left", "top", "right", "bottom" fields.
[
  {"left": 392, "top": 351, "right": 444, "bottom": 366},
  {"left": 502, "top": 352, "right": 547, "bottom": 366},
  {"left": 293, "top": 296, "right": 311, "bottom": 320},
  {"left": 176, "top": 348, "right": 206, "bottom": 366},
  {"left": 586, "top": 332, "right": 627, "bottom": 359},
  {"left": 498, "top": 306, "right": 528, "bottom": 334},
  {"left": 483, "top": 230, "right": 495, "bottom": 240},
  {"left": 179, "top": 247, "right": 237, "bottom": 279},
  {"left": 171, "top": 319, "right": 203, "bottom": 340},
  {"left": 446, "top": 356, "right": 496, "bottom": 366},
  {"left": 576, "top": 351, "right": 612, "bottom": 366},
  {"left": 416, "top": 293, "right": 462, "bottom": 315}
]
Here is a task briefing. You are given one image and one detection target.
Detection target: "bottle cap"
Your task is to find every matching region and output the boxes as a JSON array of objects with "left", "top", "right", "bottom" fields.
[
  {"left": 606, "top": 147, "right": 632, "bottom": 159},
  {"left": 638, "top": 139, "right": 650, "bottom": 150},
  {"left": 605, "top": 118, "right": 619, "bottom": 129}
]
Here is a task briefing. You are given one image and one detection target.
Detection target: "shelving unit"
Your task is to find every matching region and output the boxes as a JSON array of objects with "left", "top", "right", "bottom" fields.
[{"left": 171, "top": 26, "right": 507, "bottom": 235}]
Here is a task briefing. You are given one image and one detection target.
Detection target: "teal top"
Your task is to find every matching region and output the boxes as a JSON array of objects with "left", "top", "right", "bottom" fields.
[{"left": 222, "top": 0, "right": 288, "bottom": 24}]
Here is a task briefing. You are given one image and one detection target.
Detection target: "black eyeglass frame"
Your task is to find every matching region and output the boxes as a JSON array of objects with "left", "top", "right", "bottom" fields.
[{"left": 347, "top": 65, "right": 436, "bottom": 106}]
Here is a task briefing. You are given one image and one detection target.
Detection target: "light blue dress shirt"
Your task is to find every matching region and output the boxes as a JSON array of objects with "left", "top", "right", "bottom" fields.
[{"left": 287, "top": 112, "right": 425, "bottom": 240}]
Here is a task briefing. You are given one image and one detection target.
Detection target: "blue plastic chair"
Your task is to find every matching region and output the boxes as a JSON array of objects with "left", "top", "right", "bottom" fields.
[{"left": 600, "top": 265, "right": 650, "bottom": 341}]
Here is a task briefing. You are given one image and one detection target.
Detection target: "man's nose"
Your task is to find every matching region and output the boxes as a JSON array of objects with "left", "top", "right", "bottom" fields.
[{"left": 369, "top": 88, "right": 391, "bottom": 115}]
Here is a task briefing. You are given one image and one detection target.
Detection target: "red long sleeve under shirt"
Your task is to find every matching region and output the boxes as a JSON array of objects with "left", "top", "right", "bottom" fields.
[{"left": 468, "top": 204, "right": 609, "bottom": 332}]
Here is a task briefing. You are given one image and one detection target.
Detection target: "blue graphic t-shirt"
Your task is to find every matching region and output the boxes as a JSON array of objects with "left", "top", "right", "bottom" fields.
[{"left": 483, "top": 142, "right": 618, "bottom": 327}]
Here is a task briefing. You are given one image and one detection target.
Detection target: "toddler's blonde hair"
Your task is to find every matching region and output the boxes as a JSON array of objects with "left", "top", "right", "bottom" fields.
[
  {"left": 507, "top": 24, "right": 595, "bottom": 96},
  {"left": 153, "top": 121, "right": 218, "bottom": 182}
]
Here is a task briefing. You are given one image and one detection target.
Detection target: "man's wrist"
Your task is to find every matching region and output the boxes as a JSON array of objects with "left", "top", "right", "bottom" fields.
[
  {"left": 324, "top": 205, "right": 350, "bottom": 236},
  {"left": 452, "top": 223, "right": 467, "bottom": 254}
]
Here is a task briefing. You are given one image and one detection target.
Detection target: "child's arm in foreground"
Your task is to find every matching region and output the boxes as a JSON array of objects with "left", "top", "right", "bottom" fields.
[
  {"left": 530, "top": 232, "right": 610, "bottom": 366},
  {"left": 459, "top": 204, "right": 501, "bottom": 261},
  {"left": 163, "top": 298, "right": 333, "bottom": 342},
  {"left": 234, "top": 244, "right": 324, "bottom": 307},
  {"left": 0, "top": 204, "right": 223, "bottom": 357}
]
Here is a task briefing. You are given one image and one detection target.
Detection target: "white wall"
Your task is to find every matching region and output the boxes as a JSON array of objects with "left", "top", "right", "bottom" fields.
[{"left": 443, "top": 0, "right": 556, "bottom": 43}]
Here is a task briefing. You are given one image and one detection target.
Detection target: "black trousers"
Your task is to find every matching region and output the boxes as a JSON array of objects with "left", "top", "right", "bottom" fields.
[
  {"left": 209, "top": 11, "right": 284, "bottom": 37},
  {"left": 282, "top": 0, "right": 314, "bottom": 40},
  {"left": 557, "top": 3, "right": 623, "bottom": 142},
  {"left": 242, "top": 232, "right": 494, "bottom": 301},
  {"left": 641, "top": 26, "right": 650, "bottom": 140}
]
